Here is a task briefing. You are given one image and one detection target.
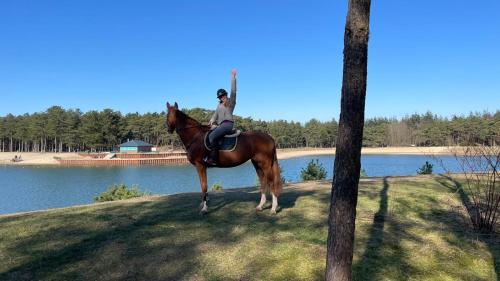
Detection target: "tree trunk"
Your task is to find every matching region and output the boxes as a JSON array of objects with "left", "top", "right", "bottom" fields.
[{"left": 326, "top": 1, "right": 371, "bottom": 280}]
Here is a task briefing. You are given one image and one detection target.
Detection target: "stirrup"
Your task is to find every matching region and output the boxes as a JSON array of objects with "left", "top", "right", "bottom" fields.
[{"left": 204, "top": 156, "right": 217, "bottom": 166}]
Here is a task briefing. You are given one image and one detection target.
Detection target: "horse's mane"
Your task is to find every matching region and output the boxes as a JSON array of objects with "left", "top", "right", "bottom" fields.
[{"left": 177, "top": 109, "right": 211, "bottom": 131}]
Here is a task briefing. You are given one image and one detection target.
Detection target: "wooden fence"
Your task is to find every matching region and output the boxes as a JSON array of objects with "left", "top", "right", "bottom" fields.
[
  {"left": 78, "top": 152, "right": 187, "bottom": 159},
  {"left": 115, "top": 153, "right": 187, "bottom": 159},
  {"left": 58, "top": 157, "right": 190, "bottom": 166}
]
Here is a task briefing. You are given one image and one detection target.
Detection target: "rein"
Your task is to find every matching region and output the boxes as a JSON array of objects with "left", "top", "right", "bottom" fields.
[
  {"left": 170, "top": 109, "right": 210, "bottom": 151},
  {"left": 175, "top": 123, "right": 210, "bottom": 151},
  {"left": 175, "top": 124, "right": 205, "bottom": 133}
]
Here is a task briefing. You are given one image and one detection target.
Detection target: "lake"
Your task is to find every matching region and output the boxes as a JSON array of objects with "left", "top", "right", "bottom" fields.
[{"left": 0, "top": 155, "right": 462, "bottom": 215}]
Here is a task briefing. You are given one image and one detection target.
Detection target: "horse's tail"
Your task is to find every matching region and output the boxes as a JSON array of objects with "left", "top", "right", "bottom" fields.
[{"left": 270, "top": 140, "right": 283, "bottom": 197}]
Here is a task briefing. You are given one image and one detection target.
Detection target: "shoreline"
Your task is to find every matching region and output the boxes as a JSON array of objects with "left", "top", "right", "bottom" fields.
[
  {"left": 0, "top": 152, "right": 74, "bottom": 166},
  {"left": 277, "top": 146, "right": 456, "bottom": 159},
  {"left": 0, "top": 146, "right": 460, "bottom": 166},
  {"left": 0, "top": 175, "right": 431, "bottom": 218}
]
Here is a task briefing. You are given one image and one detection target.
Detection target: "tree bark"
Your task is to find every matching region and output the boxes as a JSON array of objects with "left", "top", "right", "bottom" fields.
[{"left": 326, "top": 1, "right": 371, "bottom": 280}]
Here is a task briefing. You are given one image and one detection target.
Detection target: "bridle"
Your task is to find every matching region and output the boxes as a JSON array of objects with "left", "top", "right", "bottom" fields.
[{"left": 167, "top": 110, "right": 210, "bottom": 151}]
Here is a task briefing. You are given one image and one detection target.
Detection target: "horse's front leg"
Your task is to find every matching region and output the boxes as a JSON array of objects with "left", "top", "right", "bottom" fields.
[{"left": 196, "top": 164, "right": 208, "bottom": 214}]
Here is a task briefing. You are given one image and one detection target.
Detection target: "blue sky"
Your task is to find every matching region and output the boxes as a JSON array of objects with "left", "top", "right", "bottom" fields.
[{"left": 1, "top": 0, "right": 499, "bottom": 122}]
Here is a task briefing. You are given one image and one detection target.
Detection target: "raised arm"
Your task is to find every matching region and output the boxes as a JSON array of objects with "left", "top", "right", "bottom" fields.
[{"left": 229, "top": 69, "right": 237, "bottom": 110}]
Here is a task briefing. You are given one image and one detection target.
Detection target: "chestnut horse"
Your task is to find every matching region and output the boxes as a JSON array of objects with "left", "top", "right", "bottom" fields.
[{"left": 166, "top": 102, "right": 282, "bottom": 214}]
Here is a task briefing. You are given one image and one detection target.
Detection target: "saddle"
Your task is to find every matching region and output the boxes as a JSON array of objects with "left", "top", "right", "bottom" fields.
[{"left": 204, "top": 129, "right": 241, "bottom": 152}]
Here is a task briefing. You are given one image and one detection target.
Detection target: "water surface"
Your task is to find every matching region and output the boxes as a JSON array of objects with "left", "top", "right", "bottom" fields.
[{"left": 0, "top": 155, "right": 461, "bottom": 215}]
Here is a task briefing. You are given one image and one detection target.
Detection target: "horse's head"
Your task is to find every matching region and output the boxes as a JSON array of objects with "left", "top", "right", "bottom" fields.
[{"left": 166, "top": 102, "right": 179, "bottom": 133}]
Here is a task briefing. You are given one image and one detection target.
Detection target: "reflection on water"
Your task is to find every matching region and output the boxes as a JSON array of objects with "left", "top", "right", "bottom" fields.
[{"left": 0, "top": 155, "right": 461, "bottom": 215}]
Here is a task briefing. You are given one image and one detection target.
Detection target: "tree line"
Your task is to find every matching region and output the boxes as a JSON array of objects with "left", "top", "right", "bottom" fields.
[{"left": 0, "top": 106, "right": 498, "bottom": 152}]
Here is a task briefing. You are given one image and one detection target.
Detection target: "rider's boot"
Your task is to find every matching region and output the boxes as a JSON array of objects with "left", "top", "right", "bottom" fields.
[{"left": 204, "top": 143, "right": 218, "bottom": 166}]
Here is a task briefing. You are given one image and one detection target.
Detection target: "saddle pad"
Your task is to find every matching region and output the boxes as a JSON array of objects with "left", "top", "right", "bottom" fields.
[{"left": 204, "top": 132, "right": 238, "bottom": 152}]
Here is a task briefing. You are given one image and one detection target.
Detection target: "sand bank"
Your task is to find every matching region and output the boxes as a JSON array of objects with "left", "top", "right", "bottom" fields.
[
  {"left": 0, "top": 147, "right": 457, "bottom": 165},
  {"left": 276, "top": 146, "right": 455, "bottom": 160},
  {"left": 0, "top": 152, "right": 79, "bottom": 166}
]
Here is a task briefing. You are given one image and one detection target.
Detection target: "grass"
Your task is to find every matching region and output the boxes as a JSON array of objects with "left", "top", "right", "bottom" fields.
[{"left": 0, "top": 175, "right": 498, "bottom": 280}]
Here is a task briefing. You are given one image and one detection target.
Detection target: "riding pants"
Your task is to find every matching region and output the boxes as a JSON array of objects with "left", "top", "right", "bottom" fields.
[{"left": 209, "top": 121, "right": 234, "bottom": 147}]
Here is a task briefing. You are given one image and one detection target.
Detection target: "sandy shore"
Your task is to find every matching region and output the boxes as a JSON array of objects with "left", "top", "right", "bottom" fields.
[
  {"left": 276, "top": 146, "right": 456, "bottom": 160},
  {"left": 0, "top": 147, "right": 458, "bottom": 166},
  {"left": 0, "top": 152, "right": 79, "bottom": 166}
]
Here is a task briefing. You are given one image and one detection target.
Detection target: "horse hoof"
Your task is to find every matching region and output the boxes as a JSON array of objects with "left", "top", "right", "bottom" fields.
[
  {"left": 200, "top": 209, "right": 208, "bottom": 215},
  {"left": 256, "top": 206, "right": 263, "bottom": 211},
  {"left": 270, "top": 209, "right": 277, "bottom": 214}
]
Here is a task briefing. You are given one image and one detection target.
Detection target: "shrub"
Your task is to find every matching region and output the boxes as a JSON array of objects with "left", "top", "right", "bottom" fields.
[
  {"left": 360, "top": 168, "right": 368, "bottom": 178},
  {"left": 300, "top": 159, "right": 327, "bottom": 181},
  {"left": 279, "top": 164, "right": 287, "bottom": 184},
  {"left": 211, "top": 183, "right": 223, "bottom": 191},
  {"left": 94, "top": 184, "right": 149, "bottom": 202},
  {"left": 417, "top": 161, "right": 433, "bottom": 175},
  {"left": 451, "top": 145, "right": 499, "bottom": 233}
]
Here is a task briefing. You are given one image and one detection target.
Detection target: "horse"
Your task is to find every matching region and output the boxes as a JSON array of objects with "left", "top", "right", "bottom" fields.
[{"left": 166, "top": 102, "right": 282, "bottom": 214}]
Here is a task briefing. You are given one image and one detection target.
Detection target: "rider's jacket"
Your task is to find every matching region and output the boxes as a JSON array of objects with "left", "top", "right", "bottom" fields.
[{"left": 210, "top": 77, "right": 237, "bottom": 125}]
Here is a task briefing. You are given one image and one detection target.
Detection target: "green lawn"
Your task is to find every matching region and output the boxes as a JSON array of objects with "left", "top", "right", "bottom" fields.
[{"left": 0, "top": 175, "right": 498, "bottom": 280}]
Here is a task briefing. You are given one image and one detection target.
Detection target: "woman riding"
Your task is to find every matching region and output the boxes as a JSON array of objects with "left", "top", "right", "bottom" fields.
[{"left": 204, "top": 69, "right": 237, "bottom": 165}]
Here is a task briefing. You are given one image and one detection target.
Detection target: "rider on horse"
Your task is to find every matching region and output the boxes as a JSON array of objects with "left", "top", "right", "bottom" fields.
[
  {"left": 165, "top": 69, "right": 281, "bottom": 213},
  {"left": 204, "top": 69, "right": 237, "bottom": 166}
]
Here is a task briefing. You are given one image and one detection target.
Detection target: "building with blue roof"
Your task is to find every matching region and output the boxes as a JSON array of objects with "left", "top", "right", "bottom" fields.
[{"left": 119, "top": 140, "right": 154, "bottom": 153}]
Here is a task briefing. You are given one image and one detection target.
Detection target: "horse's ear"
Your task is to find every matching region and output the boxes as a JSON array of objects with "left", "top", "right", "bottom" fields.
[
  {"left": 166, "top": 102, "right": 171, "bottom": 109},
  {"left": 174, "top": 102, "right": 178, "bottom": 109}
]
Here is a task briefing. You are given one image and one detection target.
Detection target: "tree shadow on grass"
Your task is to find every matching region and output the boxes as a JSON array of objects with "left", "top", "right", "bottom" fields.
[
  {"left": 435, "top": 174, "right": 500, "bottom": 280},
  {"left": 352, "top": 177, "right": 389, "bottom": 278},
  {"left": 351, "top": 175, "right": 498, "bottom": 280},
  {"left": 352, "top": 177, "right": 420, "bottom": 280},
  {"left": 203, "top": 185, "right": 316, "bottom": 214},
  {"left": 0, "top": 187, "right": 321, "bottom": 281},
  {"left": 0, "top": 197, "right": 200, "bottom": 280}
]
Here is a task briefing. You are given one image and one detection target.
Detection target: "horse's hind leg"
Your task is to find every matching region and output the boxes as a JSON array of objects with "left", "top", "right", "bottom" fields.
[
  {"left": 256, "top": 154, "right": 281, "bottom": 214},
  {"left": 252, "top": 160, "right": 267, "bottom": 211},
  {"left": 256, "top": 193, "right": 266, "bottom": 211},
  {"left": 267, "top": 165, "right": 278, "bottom": 214},
  {"left": 255, "top": 157, "right": 278, "bottom": 214},
  {"left": 271, "top": 192, "right": 278, "bottom": 214}
]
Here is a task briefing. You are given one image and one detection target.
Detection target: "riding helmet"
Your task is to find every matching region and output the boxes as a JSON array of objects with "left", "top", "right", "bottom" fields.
[{"left": 216, "top": 88, "right": 228, "bottom": 98}]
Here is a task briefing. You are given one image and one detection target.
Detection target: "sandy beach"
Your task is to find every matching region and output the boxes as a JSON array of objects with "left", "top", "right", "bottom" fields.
[
  {"left": 276, "top": 146, "right": 456, "bottom": 160},
  {"left": 0, "top": 147, "right": 457, "bottom": 166},
  {"left": 0, "top": 152, "right": 79, "bottom": 166}
]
